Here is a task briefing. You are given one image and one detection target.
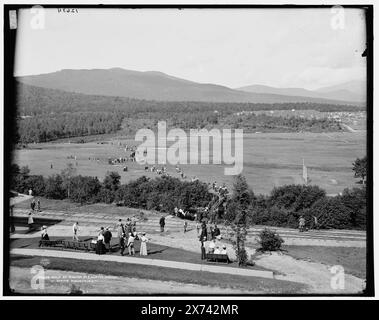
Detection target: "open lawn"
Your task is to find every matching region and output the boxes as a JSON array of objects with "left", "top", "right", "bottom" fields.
[
  {"left": 14, "top": 131, "right": 366, "bottom": 194},
  {"left": 283, "top": 245, "right": 366, "bottom": 279},
  {"left": 14, "top": 197, "right": 150, "bottom": 217},
  {"left": 9, "top": 254, "right": 307, "bottom": 294}
]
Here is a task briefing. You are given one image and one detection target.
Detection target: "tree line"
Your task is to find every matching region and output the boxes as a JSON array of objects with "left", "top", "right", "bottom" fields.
[
  {"left": 17, "top": 112, "right": 123, "bottom": 143},
  {"left": 10, "top": 156, "right": 367, "bottom": 230},
  {"left": 10, "top": 164, "right": 212, "bottom": 211}
]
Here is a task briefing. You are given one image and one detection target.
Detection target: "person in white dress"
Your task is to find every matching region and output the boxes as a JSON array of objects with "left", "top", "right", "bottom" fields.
[
  {"left": 72, "top": 222, "right": 79, "bottom": 241},
  {"left": 140, "top": 233, "right": 148, "bottom": 256},
  {"left": 28, "top": 211, "right": 34, "bottom": 231}
]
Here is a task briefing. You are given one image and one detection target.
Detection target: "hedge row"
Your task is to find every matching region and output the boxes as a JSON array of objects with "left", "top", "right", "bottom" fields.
[
  {"left": 10, "top": 164, "right": 212, "bottom": 212},
  {"left": 10, "top": 164, "right": 366, "bottom": 230}
]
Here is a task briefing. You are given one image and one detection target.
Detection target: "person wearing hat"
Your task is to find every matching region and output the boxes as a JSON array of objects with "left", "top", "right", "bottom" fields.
[
  {"left": 27, "top": 211, "right": 34, "bottom": 231},
  {"left": 41, "top": 226, "right": 49, "bottom": 240},
  {"left": 119, "top": 233, "right": 126, "bottom": 256},
  {"left": 140, "top": 232, "right": 148, "bottom": 256},
  {"left": 159, "top": 216, "right": 165, "bottom": 232},
  {"left": 103, "top": 227, "right": 112, "bottom": 253},
  {"left": 72, "top": 222, "right": 79, "bottom": 241},
  {"left": 116, "top": 219, "right": 125, "bottom": 252},
  {"left": 214, "top": 246, "right": 221, "bottom": 254},
  {"left": 39, "top": 226, "right": 49, "bottom": 246},
  {"left": 200, "top": 236, "right": 207, "bottom": 260},
  {"left": 96, "top": 227, "right": 106, "bottom": 255},
  {"left": 127, "top": 232, "right": 136, "bottom": 256},
  {"left": 213, "top": 225, "right": 221, "bottom": 240},
  {"left": 221, "top": 245, "right": 227, "bottom": 255}
]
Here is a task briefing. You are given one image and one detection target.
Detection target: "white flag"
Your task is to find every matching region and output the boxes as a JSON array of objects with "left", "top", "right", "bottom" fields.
[{"left": 303, "top": 159, "right": 308, "bottom": 184}]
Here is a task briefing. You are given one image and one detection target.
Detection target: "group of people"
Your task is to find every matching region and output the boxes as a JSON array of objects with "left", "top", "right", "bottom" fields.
[
  {"left": 198, "top": 221, "right": 221, "bottom": 241},
  {"left": 200, "top": 237, "right": 227, "bottom": 260},
  {"left": 116, "top": 219, "right": 149, "bottom": 256},
  {"left": 175, "top": 167, "right": 197, "bottom": 182},
  {"left": 72, "top": 219, "right": 149, "bottom": 256},
  {"left": 149, "top": 165, "right": 168, "bottom": 176},
  {"left": 298, "top": 215, "right": 319, "bottom": 232},
  {"left": 27, "top": 197, "right": 42, "bottom": 231},
  {"left": 108, "top": 157, "right": 128, "bottom": 165},
  {"left": 173, "top": 207, "right": 190, "bottom": 219},
  {"left": 211, "top": 182, "right": 229, "bottom": 196},
  {"left": 30, "top": 198, "right": 41, "bottom": 212},
  {"left": 175, "top": 165, "right": 185, "bottom": 179},
  {"left": 112, "top": 141, "right": 137, "bottom": 152},
  {"left": 198, "top": 221, "right": 225, "bottom": 259},
  {"left": 94, "top": 226, "right": 114, "bottom": 254}
]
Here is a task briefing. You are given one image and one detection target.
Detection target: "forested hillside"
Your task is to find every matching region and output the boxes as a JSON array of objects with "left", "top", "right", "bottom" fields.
[{"left": 15, "top": 82, "right": 363, "bottom": 144}]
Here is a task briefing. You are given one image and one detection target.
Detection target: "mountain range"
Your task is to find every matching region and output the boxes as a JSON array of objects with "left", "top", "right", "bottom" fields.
[
  {"left": 237, "top": 80, "right": 366, "bottom": 103},
  {"left": 16, "top": 68, "right": 364, "bottom": 105}
]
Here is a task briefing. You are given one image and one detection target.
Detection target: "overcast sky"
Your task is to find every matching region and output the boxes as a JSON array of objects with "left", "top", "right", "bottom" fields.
[{"left": 14, "top": 8, "right": 367, "bottom": 90}]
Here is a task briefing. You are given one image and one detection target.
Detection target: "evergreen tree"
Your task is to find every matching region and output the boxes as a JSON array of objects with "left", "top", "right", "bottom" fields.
[{"left": 225, "top": 175, "right": 254, "bottom": 266}]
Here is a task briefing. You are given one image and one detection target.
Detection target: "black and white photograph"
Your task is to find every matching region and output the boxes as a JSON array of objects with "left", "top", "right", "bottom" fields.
[{"left": 2, "top": 3, "right": 374, "bottom": 299}]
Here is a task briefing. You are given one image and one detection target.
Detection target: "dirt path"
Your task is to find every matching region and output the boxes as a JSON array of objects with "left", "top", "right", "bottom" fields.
[
  {"left": 254, "top": 252, "right": 365, "bottom": 294},
  {"left": 148, "top": 230, "right": 365, "bottom": 294},
  {"left": 9, "top": 266, "right": 252, "bottom": 295}
]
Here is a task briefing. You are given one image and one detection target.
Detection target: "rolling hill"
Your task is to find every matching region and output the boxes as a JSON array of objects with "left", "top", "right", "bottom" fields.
[
  {"left": 16, "top": 68, "right": 359, "bottom": 105},
  {"left": 237, "top": 80, "right": 366, "bottom": 103}
]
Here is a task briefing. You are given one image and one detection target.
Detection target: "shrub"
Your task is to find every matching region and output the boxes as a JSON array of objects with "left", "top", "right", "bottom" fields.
[
  {"left": 340, "top": 187, "right": 366, "bottom": 229},
  {"left": 258, "top": 228, "right": 284, "bottom": 251},
  {"left": 45, "top": 174, "right": 65, "bottom": 199},
  {"left": 103, "top": 171, "right": 121, "bottom": 192},
  {"left": 311, "top": 197, "right": 353, "bottom": 229},
  {"left": 249, "top": 184, "right": 327, "bottom": 228},
  {"left": 269, "top": 184, "right": 326, "bottom": 212},
  {"left": 25, "top": 175, "right": 46, "bottom": 196},
  {"left": 96, "top": 188, "right": 115, "bottom": 204},
  {"left": 116, "top": 176, "right": 212, "bottom": 213},
  {"left": 69, "top": 175, "right": 101, "bottom": 204}
]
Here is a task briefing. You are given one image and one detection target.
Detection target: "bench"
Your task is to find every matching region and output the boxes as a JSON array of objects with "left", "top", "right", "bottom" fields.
[
  {"left": 62, "top": 240, "right": 93, "bottom": 251},
  {"left": 38, "top": 239, "right": 119, "bottom": 253},
  {"left": 39, "top": 239, "right": 64, "bottom": 248},
  {"left": 206, "top": 253, "right": 230, "bottom": 264}
]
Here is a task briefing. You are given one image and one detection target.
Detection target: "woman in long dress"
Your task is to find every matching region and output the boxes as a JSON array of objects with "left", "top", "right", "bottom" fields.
[
  {"left": 96, "top": 228, "right": 106, "bottom": 255},
  {"left": 140, "top": 233, "right": 148, "bottom": 256}
]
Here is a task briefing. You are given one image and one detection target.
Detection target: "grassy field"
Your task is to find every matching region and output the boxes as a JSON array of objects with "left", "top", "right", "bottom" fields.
[
  {"left": 13, "top": 131, "right": 366, "bottom": 194},
  {"left": 9, "top": 254, "right": 307, "bottom": 294},
  {"left": 283, "top": 245, "right": 366, "bottom": 279},
  {"left": 14, "top": 197, "right": 151, "bottom": 216}
]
